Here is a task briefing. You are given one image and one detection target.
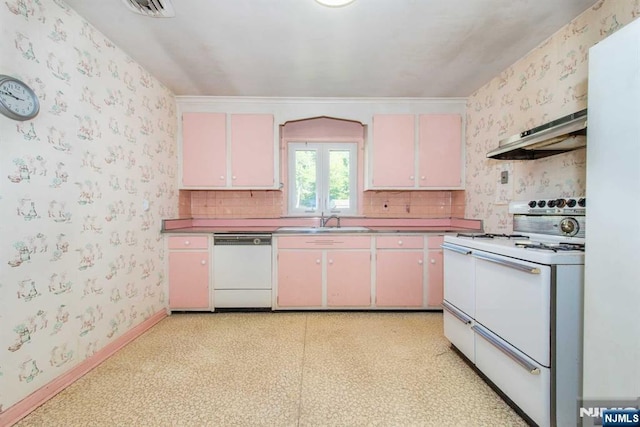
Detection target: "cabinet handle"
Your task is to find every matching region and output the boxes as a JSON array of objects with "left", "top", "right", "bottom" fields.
[
  {"left": 421, "top": 176, "right": 426, "bottom": 180},
  {"left": 200, "top": 260, "right": 206, "bottom": 265},
  {"left": 472, "top": 324, "right": 541, "bottom": 375},
  {"left": 418, "top": 259, "right": 423, "bottom": 265},
  {"left": 219, "top": 175, "right": 224, "bottom": 180},
  {"left": 430, "top": 259, "right": 436, "bottom": 264},
  {"left": 442, "top": 301, "right": 472, "bottom": 325},
  {"left": 316, "top": 259, "right": 321, "bottom": 264},
  {"left": 441, "top": 243, "right": 472, "bottom": 255},
  {"left": 398, "top": 240, "right": 403, "bottom": 246},
  {"left": 473, "top": 252, "right": 541, "bottom": 274},
  {"left": 184, "top": 240, "right": 190, "bottom": 246},
  {"left": 328, "top": 259, "right": 333, "bottom": 265},
  {"left": 232, "top": 176, "right": 237, "bottom": 180},
  {"left": 409, "top": 176, "right": 414, "bottom": 180}
]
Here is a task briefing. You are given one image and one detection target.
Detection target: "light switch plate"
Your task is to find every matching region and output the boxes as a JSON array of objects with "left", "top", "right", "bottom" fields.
[{"left": 500, "top": 171, "right": 509, "bottom": 184}]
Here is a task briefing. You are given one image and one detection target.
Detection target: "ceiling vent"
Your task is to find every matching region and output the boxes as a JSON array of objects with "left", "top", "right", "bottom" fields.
[{"left": 122, "top": 0, "right": 175, "bottom": 18}]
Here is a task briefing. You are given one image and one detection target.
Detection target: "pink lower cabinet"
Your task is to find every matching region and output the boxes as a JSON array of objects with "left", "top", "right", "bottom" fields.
[
  {"left": 427, "top": 235, "right": 444, "bottom": 307},
  {"left": 275, "top": 235, "right": 372, "bottom": 309},
  {"left": 276, "top": 250, "right": 323, "bottom": 307},
  {"left": 327, "top": 251, "right": 371, "bottom": 307},
  {"left": 168, "top": 250, "right": 210, "bottom": 310},
  {"left": 375, "top": 236, "right": 425, "bottom": 307}
]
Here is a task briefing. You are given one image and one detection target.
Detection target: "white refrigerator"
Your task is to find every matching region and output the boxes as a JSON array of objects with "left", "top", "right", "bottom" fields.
[{"left": 585, "top": 17, "right": 640, "bottom": 402}]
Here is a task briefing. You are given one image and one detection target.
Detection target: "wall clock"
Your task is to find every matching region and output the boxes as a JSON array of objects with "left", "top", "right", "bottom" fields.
[{"left": 0, "top": 74, "right": 40, "bottom": 121}]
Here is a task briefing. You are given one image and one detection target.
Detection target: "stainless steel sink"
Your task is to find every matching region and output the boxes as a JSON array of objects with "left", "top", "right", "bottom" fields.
[{"left": 276, "top": 226, "right": 370, "bottom": 233}]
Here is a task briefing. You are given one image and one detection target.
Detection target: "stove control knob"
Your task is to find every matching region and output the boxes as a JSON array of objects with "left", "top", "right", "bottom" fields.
[
  {"left": 567, "top": 199, "right": 577, "bottom": 208},
  {"left": 578, "top": 198, "right": 586, "bottom": 207},
  {"left": 560, "top": 217, "right": 579, "bottom": 236},
  {"left": 547, "top": 200, "right": 557, "bottom": 208},
  {"left": 555, "top": 198, "right": 566, "bottom": 208},
  {"left": 537, "top": 200, "right": 546, "bottom": 208},
  {"left": 528, "top": 200, "right": 537, "bottom": 208}
]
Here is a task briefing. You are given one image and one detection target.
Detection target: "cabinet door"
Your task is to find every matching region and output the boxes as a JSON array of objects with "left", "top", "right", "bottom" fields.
[
  {"left": 427, "top": 249, "right": 443, "bottom": 306},
  {"left": 231, "top": 114, "right": 275, "bottom": 187},
  {"left": 371, "top": 115, "right": 415, "bottom": 188},
  {"left": 418, "top": 114, "right": 462, "bottom": 188},
  {"left": 169, "top": 251, "right": 210, "bottom": 309},
  {"left": 277, "top": 250, "right": 322, "bottom": 307},
  {"left": 182, "top": 112, "right": 227, "bottom": 187},
  {"left": 376, "top": 251, "right": 423, "bottom": 307},
  {"left": 327, "top": 250, "right": 371, "bottom": 307}
]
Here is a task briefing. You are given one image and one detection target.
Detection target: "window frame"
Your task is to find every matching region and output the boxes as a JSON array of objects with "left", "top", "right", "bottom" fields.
[{"left": 287, "top": 141, "right": 358, "bottom": 216}]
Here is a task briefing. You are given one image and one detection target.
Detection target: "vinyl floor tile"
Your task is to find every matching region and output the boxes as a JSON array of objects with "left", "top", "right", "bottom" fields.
[{"left": 16, "top": 312, "right": 527, "bottom": 427}]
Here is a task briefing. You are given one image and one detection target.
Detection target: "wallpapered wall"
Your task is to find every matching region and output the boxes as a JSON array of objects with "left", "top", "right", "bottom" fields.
[
  {"left": 465, "top": 0, "right": 640, "bottom": 232},
  {"left": 0, "top": 0, "right": 178, "bottom": 412}
]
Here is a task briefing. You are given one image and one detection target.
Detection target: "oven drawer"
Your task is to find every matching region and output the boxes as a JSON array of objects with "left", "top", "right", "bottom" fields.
[
  {"left": 474, "top": 323, "right": 550, "bottom": 427},
  {"left": 442, "top": 301, "right": 475, "bottom": 363},
  {"left": 442, "top": 243, "right": 475, "bottom": 316},
  {"left": 474, "top": 251, "right": 551, "bottom": 366}
]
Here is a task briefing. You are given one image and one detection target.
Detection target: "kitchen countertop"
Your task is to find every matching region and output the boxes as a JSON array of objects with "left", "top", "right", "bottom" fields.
[{"left": 162, "top": 217, "right": 483, "bottom": 234}]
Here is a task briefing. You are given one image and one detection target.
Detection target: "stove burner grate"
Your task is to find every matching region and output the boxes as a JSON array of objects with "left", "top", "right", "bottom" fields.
[
  {"left": 515, "top": 242, "right": 585, "bottom": 252},
  {"left": 457, "top": 233, "right": 531, "bottom": 239}
]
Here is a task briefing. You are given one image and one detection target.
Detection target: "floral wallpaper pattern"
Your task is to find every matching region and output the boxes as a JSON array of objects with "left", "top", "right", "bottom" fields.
[
  {"left": 0, "top": 0, "right": 177, "bottom": 412},
  {"left": 465, "top": 0, "right": 640, "bottom": 232}
]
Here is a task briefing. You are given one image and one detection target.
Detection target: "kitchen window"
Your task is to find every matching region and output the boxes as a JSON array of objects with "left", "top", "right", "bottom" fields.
[{"left": 288, "top": 142, "right": 357, "bottom": 216}]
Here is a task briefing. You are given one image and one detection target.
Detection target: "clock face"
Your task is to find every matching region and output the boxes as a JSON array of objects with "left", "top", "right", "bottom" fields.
[{"left": 0, "top": 75, "right": 39, "bottom": 121}]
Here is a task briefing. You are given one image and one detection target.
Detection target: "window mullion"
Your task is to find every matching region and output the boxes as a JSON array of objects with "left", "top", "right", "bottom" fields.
[{"left": 318, "top": 145, "right": 328, "bottom": 215}]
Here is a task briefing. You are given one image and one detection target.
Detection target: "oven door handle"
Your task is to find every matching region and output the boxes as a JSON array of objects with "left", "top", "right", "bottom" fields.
[
  {"left": 472, "top": 252, "right": 541, "bottom": 274},
  {"left": 471, "top": 324, "right": 541, "bottom": 375},
  {"left": 442, "top": 301, "right": 473, "bottom": 325},
  {"left": 441, "top": 243, "right": 472, "bottom": 255}
]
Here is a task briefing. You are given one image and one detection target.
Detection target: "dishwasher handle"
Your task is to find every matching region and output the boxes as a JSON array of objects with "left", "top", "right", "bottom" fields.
[{"left": 214, "top": 234, "right": 272, "bottom": 246}]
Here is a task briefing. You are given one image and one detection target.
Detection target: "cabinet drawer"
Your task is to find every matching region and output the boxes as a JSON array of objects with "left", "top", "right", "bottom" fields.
[
  {"left": 442, "top": 305, "right": 475, "bottom": 363},
  {"left": 474, "top": 325, "right": 549, "bottom": 427},
  {"left": 376, "top": 235, "right": 424, "bottom": 249},
  {"left": 277, "top": 235, "right": 371, "bottom": 249},
  {"left": 168, "top": 236, "right": 209, "bottom": 249},
  {"left": 427, "top": 235, "right": 444, "bottom": 249}
]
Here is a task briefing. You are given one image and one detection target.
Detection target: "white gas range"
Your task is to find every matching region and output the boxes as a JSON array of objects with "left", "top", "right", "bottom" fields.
[{"left": 442, "top": 197, "right": 585, "bottom": 427}]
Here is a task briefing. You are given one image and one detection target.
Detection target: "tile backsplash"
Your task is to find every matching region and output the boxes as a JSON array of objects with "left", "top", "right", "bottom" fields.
[{"left": 180, "top": 190, "right": 465, "bottom": 219}]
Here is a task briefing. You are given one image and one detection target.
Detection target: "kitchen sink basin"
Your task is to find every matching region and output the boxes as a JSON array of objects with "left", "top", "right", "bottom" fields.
[{"left": 276, "top": 226, "right": 370, "bottom": 233}]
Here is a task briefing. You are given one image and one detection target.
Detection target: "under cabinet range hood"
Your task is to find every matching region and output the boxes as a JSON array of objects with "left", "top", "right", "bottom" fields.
[{"left": 487, "top": 109, "right": 587, "bottom": 160}]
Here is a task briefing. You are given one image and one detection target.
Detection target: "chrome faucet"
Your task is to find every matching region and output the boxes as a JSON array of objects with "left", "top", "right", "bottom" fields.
[{"left": 321, "top": 214, "right": 340, "bottom": 228}]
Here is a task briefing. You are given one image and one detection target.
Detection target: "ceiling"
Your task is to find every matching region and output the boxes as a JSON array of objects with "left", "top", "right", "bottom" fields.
[{"left": 65, "top": 0, "right": 597, "bottom": 98}]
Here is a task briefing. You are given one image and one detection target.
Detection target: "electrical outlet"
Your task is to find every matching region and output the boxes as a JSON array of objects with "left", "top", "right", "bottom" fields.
[{"left": 501, "top": 171, "right": 509, "bottom": 184}]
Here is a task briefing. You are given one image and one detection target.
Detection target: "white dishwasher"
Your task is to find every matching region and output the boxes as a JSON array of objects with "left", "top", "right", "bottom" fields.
[{"left": 213, "top": 234, "right": 272, "bottom": 308}]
